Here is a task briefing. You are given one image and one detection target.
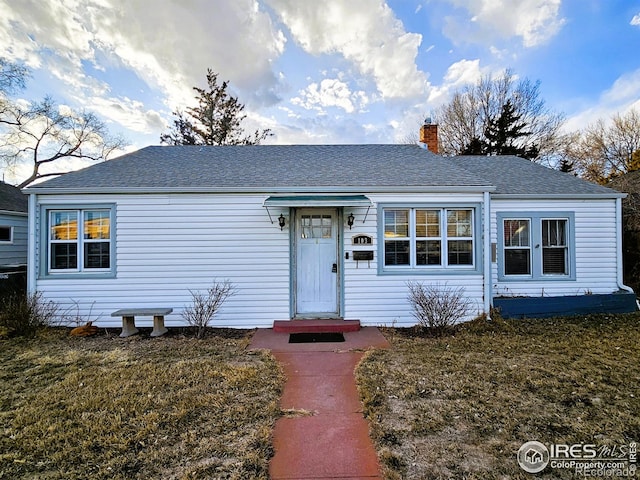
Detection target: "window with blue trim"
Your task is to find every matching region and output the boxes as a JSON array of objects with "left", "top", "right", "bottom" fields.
[
  {"left": 47, "top": 208, "right": 113, "bottom": 273},
  {"left": 383, "top": 207, "right": 475, "bottom": 269},
  {"left": 503, "top": 219, "right": 531, "bottom": 275},
  {"left": 498, "top": 212, "right": 575, "bottom": 281},
  {"left": 542, "top": 219, "right": 568, "bottom": 274}
]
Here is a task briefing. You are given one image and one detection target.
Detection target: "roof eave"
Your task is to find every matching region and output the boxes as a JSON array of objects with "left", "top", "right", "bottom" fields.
[
  {"left": 26, "top": 185, "right": 497, "bottom": 195},
  {"left": 0, "top": 209, "right": 28, "bottom": 216},
  {"left": 492, "top": 193, "right": 627, "bottom": 200}
]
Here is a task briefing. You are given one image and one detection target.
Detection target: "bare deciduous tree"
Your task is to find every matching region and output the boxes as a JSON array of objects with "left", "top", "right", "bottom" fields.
[
  {"left": 0, "top": 58, "right": 126, "bottom": 187},
  {"left": 0, "top": 58, "right": 28, "bottom": 97},
  {"left": 1, "top": 58, "right": 29, "bottom": 127},
  {"left": 435, "top": 69, "right": 565, "bottom": 165},
  {"left": 2, "top": 97, "right": 126, "bottom": 187},
  {"left": 568, "top": 109, "right": 640, "bottom": 183}
]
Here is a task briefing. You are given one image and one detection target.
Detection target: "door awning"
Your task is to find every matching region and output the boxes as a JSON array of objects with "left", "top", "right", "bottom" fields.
[{"left": 263, "top": 195, "right": 372, "bottom": 207}]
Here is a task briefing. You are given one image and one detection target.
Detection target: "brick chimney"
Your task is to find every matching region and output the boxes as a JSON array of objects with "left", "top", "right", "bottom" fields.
[{"left": 419, "top": 118, "right": 439, "bottom": 154}]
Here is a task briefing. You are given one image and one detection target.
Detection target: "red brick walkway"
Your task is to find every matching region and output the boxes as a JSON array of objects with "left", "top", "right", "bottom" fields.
[{"left": 250, "top": 328, "right": 389, "bottom": 479}]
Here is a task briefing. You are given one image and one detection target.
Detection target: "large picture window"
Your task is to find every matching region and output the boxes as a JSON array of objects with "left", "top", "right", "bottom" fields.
[
  {"left": 47, "top": 208, "right": 113, "bottom": 274},
  {"left": 383, "top": 207, "right": 476, "bottom": 271},
  {"left": 498, "top": 212, "right": 574, "bottom": 281}
]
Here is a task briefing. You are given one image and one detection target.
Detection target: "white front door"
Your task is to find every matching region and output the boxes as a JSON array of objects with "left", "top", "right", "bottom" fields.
[{"left": 295, "top": 208, "right": 339, "bottom": 317}]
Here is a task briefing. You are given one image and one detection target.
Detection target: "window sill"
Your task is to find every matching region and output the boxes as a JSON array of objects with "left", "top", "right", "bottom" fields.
[
  {"left": 379, "top": 266, "right": 481, "bottom": 276},
  {"left": 497, "top": 275, "right": 576, "bottom": 282},
  {"left": 40, "top": 271, "right": 117, "bottom": 280}
]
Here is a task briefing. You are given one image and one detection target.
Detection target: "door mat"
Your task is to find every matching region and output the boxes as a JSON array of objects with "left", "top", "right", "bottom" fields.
[{"left": 289, "top": 332, "right": 345, "bottom": 343}]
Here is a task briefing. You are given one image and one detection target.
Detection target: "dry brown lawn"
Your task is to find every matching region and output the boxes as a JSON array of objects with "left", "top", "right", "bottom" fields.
[
  {"left": 0, "top": 328, "right": 283, "bottom": 480},
  {"left": 356, "top": 313, "right": 640, "bottom": 479},
  {"left": 3, "top": 314, "right": 639, "bottom": 480}
]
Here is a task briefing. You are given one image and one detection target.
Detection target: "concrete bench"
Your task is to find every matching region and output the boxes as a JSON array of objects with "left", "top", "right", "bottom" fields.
[{"left": 111, "top": 308, "right": 173, "bottom": 338}]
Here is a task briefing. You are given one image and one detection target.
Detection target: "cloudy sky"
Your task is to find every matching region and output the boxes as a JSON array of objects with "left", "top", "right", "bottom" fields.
[{"left": 1, "top": 0, "right": 640, "bottom": 184}]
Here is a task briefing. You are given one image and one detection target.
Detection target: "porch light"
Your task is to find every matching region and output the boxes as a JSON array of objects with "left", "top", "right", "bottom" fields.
[
  {"left": 278, "top": 213, "right": 286, "bottom": 230},
  {"left": 347, "top": 212, "right": 355, "bottom": 229}
]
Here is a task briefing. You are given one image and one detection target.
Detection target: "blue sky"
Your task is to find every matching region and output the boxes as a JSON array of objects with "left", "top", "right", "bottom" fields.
[{"left": 1, "top": 0, "right": 639, "bottom": 184}]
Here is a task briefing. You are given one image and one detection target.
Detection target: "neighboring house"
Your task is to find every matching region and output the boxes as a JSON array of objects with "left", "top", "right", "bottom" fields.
[
  {"left": 0, "top": 181, "right": 28, "bottom": 270},
  {"left": 24, "top": 127, "right": 637, "bottom": 327}
]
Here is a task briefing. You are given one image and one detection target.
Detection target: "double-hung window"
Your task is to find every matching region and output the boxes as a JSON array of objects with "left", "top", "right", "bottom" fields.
[
  {"left": 503, "top": 219, "right": 531, "bottom": 275},
  {"left": 47, "top": 207, "right": 114, "bottom": 274},
  {"left": 498, "top": 212, "right": 574, "bottom": 281},
  {"left": 382, "top": 207, "right": 476, "bottom": 271},
  {"left": 542, "top": 219, "right": 568, "bottom": 275},
  {"left": 384, "top": 209, "right": 410, "bottom": 265}
]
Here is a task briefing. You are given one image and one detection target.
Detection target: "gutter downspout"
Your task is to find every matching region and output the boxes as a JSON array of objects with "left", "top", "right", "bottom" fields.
[
  {"left": 615, "top": 197, "right": 635, "bottom": 295},
  {"left": 27, "top": 193, "right": 37, "bottom": 294},
  {"left": 483, "top": 191, "right": 492, "bottom": 318}
]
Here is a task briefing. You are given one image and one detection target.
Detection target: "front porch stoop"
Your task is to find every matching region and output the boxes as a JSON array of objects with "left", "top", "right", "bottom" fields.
[{"left": 272, "top": 318, "right": 361, "bottom": 334}]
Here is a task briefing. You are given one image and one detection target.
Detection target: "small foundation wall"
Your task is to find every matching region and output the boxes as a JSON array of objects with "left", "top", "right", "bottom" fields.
[{"left": 494, "top": 292, "right": 638, "bottom": 319}]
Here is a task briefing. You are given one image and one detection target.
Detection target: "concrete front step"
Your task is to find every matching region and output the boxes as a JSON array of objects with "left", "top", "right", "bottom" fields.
[{"left": 273, "top": 319, "right": 361, "bottom": 333}]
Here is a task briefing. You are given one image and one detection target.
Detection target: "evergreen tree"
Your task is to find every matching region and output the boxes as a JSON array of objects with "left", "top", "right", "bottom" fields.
[
  {"left": 484, "top": 100, "right": 538, "bottom": 159},
  {"left": 461, "top": 137, "right": 486, "bottom": 155},
  {"left": 161, "top": 69, "right": 271, "bottom": 146},
  {"left": 558, "top": 157, "right": 575, "bottom": 173}
]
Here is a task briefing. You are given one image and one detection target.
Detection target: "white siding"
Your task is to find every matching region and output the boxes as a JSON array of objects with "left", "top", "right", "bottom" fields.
[
  {"left": 32, "top": 192, "right": 623, "bottom": 329},
  {"left": 343, "top": 193, "right": 486, "bottom": 327},
  {"left": 491, "top": 199, "right": 621, "bottom": 297},
  {"left": 35, "top": 194, "right": 291, "bottom": 328}
]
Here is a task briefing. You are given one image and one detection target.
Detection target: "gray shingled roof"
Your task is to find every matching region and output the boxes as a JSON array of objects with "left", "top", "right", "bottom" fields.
[
  {"left": 0, "top": 182, "right": 28, "bottom": 213},
  {"left": 451, "top": 155, "right": 618, "bottom": 196},
  {"left": 27, "top": 144, "right": 620, "bottom": 197}
]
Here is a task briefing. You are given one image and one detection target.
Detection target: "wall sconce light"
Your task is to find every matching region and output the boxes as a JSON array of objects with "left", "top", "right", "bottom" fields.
[
  {"left": 278, "top": 213, "right": 286, "bottom": 230},
  {"left": 347, "top": 212, "right": 355, "bottom": 229}
]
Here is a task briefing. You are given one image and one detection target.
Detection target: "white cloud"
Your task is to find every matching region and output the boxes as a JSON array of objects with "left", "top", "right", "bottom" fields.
[
  {"left": 0, "top": 0, "right": 290, "bottom": 182},
  {"left": 89, "top": 0, "right": 286, "bottom": 109},
  {"left": 0, "top": 1, "right": 88, "bottom": 67},
  {"left": 86, "top": 96, "right": 166, "bottom": 134},
  {"left": 266, "top": 0, "right": 428, "bottom": 99},
  {"left": 442, "top": 0, "right": 565, "bottom": 48},
  {"left": 291, "top": 78, "right": 368, "bottom": 113},
  {"left": 631, "top": 13, "right": 640, "bottom": 26},
  {"left": 426, "top": 59, "right": 487, "bottom": 105},
  {"left": 0, "top": 0, "right": 287, "bottom": 111},
  {"left": 442, "top": 59, "right": 484, "bottom": 88},
  {"left": 564, "top": 69, "right": 640, "bottom": 132}
]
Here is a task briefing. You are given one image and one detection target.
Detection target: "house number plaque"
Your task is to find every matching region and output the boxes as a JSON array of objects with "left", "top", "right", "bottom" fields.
[{"left": 352, "top": 234, "right": 372, "bottom": 245}]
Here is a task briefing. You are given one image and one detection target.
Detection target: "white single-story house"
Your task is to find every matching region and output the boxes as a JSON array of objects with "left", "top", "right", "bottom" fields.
[
  {"left": 0, "top": 181, "right": 28, "bottom": 270},
  {"left": 24, "top": 127, "right": 637, "bottom": 328}
]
